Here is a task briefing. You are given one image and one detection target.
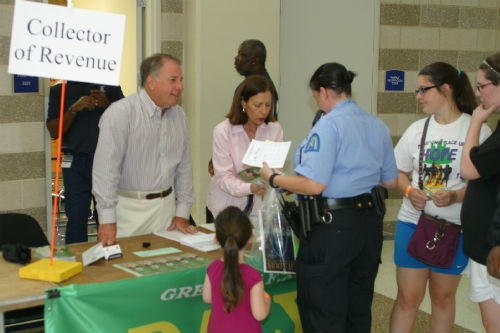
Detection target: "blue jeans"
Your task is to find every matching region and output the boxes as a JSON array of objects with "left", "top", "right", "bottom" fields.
[{"left": 61, "top": 152, "right": 96, "bottom": 244}]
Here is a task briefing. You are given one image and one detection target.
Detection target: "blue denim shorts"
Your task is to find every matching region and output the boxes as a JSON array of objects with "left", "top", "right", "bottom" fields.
[{"left": 394, "top": 220, "right": 468, "bottom": 275}]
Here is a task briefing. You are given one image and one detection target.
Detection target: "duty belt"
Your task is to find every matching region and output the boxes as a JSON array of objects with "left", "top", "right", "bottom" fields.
[
  {"left": 311, "top": 193, "right": 375, "bottom": 226},
  {"left": 326, "top": 193, "right": 374, "bottom": 211},
  {"left": 294, "top": 186, "right": 387, "bottom": 238}
]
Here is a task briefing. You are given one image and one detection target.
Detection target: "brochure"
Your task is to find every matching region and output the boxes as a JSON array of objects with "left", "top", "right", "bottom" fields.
[
  {"left": 237, "top": 167, "right": 264, "bottom": 184},
  {"left": 34, "top": 245, "right": 76, "bottom": 262},
  {"left": 113, "top": 252, "right": 212, "bottom": 277}
]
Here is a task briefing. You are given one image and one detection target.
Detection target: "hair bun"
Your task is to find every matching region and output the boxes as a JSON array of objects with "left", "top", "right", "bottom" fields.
[{"left": 344, "top": 71, "right": 356, "bottom": 84}]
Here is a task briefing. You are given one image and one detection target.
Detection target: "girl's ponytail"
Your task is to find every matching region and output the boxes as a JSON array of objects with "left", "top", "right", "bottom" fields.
[{"left": 215, "top": 206, "right": 253, "bottom": 312}]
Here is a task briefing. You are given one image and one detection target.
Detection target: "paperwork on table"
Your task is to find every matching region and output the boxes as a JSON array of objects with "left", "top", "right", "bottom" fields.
[{"left": 154, "top": 230, "right": 220, "bottom": 252}]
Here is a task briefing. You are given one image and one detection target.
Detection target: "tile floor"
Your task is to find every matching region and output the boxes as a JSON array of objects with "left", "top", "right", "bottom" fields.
[{"left": 375, "top": 240, "right": 484, "bottom": 332}]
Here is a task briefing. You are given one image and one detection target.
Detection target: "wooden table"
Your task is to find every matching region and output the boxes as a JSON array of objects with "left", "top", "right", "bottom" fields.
[
  {"left": 0, "top": 256, "right": 55, "bottom": 332},
  {"left": 62, "top": 233, "right": 220, "bottom": 285},
  {"left": 0, "top": 231, "right": 220, "bottom": 332}
]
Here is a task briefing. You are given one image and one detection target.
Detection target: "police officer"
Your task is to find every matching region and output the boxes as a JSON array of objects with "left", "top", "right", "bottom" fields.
[{"left": 260, "top": 62, "right": 398, "bottom": 332}]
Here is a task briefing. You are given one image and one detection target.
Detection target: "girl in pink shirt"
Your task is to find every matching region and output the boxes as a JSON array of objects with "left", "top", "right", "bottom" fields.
[{"left": 202, "top": 206, "right": 271, "bottom": 333}]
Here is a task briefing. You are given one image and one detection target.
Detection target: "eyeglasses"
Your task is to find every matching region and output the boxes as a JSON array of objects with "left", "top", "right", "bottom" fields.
[
  {"left": 476, "top": 82, "right": 494, "bottom": 92},
  {"left": 415, "top": 85, "right": 440, "bottom": 95}
]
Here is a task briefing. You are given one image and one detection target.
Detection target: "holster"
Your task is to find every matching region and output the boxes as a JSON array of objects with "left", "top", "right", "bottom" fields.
[
  {"left": 278, "top": 193, "right": 301, "bottom": 238},
  {"left": 298, "top": 196, "right": 310, "bottom": 237},
  {"left": 298, "top": 195, "right": 328, "bottom": 237},
  {"left": 297, "top": 187, "right": 387, "bottom": 237},
  {"left": 371, "top": 185, "right": 388, "bottom": 218}
]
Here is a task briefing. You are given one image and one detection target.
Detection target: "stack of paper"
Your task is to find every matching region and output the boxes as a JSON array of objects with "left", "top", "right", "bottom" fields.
[
  {"left": 82, "top": 243, "right": 122, "bottom": 266},
  {"left": 154, "top": 230, "right": 220, "bottom": 252},
  {"left": 179, "top": 233, "right": 214, "bottom": 246},
  {"left": 34, "top": 245, "right": 76, "bottom": 262}
]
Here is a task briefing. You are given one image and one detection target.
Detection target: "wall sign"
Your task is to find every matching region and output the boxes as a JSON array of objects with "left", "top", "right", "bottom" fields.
[
  {"left": 385, "top": 70, "right": 405, "bottom": 91},
  {"left": 13, "top": 74, "right": 39, "bottom": 93}
]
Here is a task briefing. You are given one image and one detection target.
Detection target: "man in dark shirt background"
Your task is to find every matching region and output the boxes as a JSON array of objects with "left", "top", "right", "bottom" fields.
[
  {"left": 205, "top": 39, "right": 279, "bottom": 224},
  {"left": 47, "top": 81, "right": 124, "bottom": 244},
  {"left": 234, "top": 39, "right": 279, "bottom": 119}
]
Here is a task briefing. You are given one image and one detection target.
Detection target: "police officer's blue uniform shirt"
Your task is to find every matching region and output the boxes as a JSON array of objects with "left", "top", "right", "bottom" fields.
[{"left": 294, "top": 99, "right": 397, "bottom": 198}]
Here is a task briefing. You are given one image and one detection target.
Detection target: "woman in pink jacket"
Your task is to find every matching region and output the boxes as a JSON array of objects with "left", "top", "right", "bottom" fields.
[{"left": 206, "top": 75, "right": 283, "bottom": 220}]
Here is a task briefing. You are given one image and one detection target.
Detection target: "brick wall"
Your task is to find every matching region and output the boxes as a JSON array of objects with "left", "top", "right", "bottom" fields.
[
  {"left": 378, "top": 0, "right": 500, "bottom": 233},
  {"left": 0, "top": 0, "right": 47, "bottom": 230},
  {"left": 161, "top": 0, "right": 184, "bottom": 61}
]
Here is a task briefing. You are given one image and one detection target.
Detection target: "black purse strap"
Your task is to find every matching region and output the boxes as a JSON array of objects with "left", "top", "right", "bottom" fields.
[
  {"left": 243, "top": 194, "right": 254, "bottom": 215},
  {"left": 418, "top": 117, "right": 431, "bottom": 190}
]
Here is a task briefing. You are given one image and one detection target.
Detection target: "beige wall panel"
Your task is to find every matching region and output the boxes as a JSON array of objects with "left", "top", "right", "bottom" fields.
[
  {"left": 401, "top": 27, "right": 440, "bottom": 49},
  {"left": 439, "top": 28, "right": 478, "bottom": 50},
  {"left": 22, "top": 178, "right": 46, "bottom": 208},
  {"left": 72, "top": 0, "right": 137, "bottom": 96},
  {"left": 0, "top": 180, "right": 22, "bottom": 211},
  {"left": 184, "top": 0, "right": 280, "bottom": 223},
  {"left": 0, "top": 65, "right": 13, "bottom": 95},
  {"left": 380, "top": 26, "right": 401, "bottom": 49},
  {"left": 0, "top": 5, "right": 13, "bottom": 36}
]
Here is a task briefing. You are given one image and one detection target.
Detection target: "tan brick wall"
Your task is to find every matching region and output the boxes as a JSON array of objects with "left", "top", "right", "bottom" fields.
[
  {"left": 161, "top": 0, "right": 184, "bottom": 61},
  {"left": 0, "top": 0, "right": 47, "bottom": 230},
  {"left": 379, "top": 0, "right": 500, "bottom": 234}
]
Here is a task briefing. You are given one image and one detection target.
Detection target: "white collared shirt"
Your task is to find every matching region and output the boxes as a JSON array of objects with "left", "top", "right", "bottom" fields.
[{"left": 92, "top": 89, "right": 194, "bottom": 224}]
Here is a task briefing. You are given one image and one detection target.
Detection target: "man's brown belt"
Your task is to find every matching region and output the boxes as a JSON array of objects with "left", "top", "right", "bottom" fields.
[
  {"left": 117, "top": 187, "right": 173, "bottom": 200},
  {"left": 145, "top": 187, "right": 173, "bottom": 200}
]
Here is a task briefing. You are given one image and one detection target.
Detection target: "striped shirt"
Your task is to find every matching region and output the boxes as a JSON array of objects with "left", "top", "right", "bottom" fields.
[{"left": 92, "top": 89, "right": 194, "bottom": 224}]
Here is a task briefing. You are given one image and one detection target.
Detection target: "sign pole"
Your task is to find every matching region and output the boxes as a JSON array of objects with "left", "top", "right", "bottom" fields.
[
  {"left": 9, "top": 0, "right": 125, "bottom": 282},
  {"left": 49, "top": 80, "right": 66, "bottom": 266}
]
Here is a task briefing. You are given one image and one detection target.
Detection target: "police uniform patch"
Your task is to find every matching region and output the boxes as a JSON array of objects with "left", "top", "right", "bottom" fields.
[{"left": 304, "top": 133, "right": 320, "bottom": 153}]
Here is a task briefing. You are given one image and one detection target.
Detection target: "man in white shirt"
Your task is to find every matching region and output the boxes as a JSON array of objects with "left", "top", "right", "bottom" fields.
[{"left": 92, "top": 54, "right": 196, "bottom": 245}]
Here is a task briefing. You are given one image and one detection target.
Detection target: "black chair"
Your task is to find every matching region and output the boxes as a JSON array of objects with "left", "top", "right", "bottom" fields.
[{"left": 0, "top": 213, "right": 49, "bottom": 247}]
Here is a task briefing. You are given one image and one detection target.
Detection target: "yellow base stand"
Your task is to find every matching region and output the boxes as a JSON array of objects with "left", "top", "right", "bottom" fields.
[{"left": 19, "top": 258, "right": 82, "bottom": 282}]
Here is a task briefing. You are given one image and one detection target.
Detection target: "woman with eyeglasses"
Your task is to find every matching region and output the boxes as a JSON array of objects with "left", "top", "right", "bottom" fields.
[
  {"left": 390, "top": 62, "right": 491, "bottom": 333},
  {"left": 460, "top": 52, "right": 500, "bottom": 333}
]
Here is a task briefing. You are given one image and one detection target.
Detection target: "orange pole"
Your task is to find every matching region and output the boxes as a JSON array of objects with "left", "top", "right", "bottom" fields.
[{"left": 50, "top": 80, "right": 66, "bottom": 265}]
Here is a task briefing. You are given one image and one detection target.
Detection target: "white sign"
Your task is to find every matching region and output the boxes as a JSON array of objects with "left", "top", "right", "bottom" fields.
[{"left": 8, "top": 0, "right": 125, "bottom": 86}]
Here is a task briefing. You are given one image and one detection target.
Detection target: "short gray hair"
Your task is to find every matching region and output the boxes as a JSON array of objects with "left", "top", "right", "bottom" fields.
[{"left": 140, "top": 53, "right": 181, "bottom": 86}]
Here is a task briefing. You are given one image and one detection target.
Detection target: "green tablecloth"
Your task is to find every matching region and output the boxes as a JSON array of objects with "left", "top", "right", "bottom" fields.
[{"left": 44, "top": 257, "right": 300, "bottom": 332}]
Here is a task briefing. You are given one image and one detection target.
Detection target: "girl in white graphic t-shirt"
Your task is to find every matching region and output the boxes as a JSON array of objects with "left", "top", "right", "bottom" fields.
[{"left": 390, "top": 62, "right": 491, "bottom": 333}]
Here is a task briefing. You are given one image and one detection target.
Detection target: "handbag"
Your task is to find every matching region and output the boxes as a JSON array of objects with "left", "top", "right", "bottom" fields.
[
  {"left": 406, "top": 117, "right": 462, "bottom": 268},
  {"left": 407, "top": 213, "right": 461, "bottom": 268}
]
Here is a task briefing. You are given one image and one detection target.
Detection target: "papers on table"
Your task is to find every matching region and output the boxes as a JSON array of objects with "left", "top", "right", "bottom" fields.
[
  {"left": 154, "top": 230, "right": 220, "bottom": 252},
  {"left": 113, "top": 252, "right": 213, "bottom": 277},
  {"left": 241, "top": 140, "right": 291, "bottom": 168},
  {"left": 82, "top": 243, "right": 122, "bottom": 266},
  {"left": 133, "top": 247, "right": 181, "bottom": 258},
  {"left": 198, "top": 223, "right": 216, "bottom": 232},
  {"left": 34, "top": 245, "right": 76, "bottom": 262}
]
